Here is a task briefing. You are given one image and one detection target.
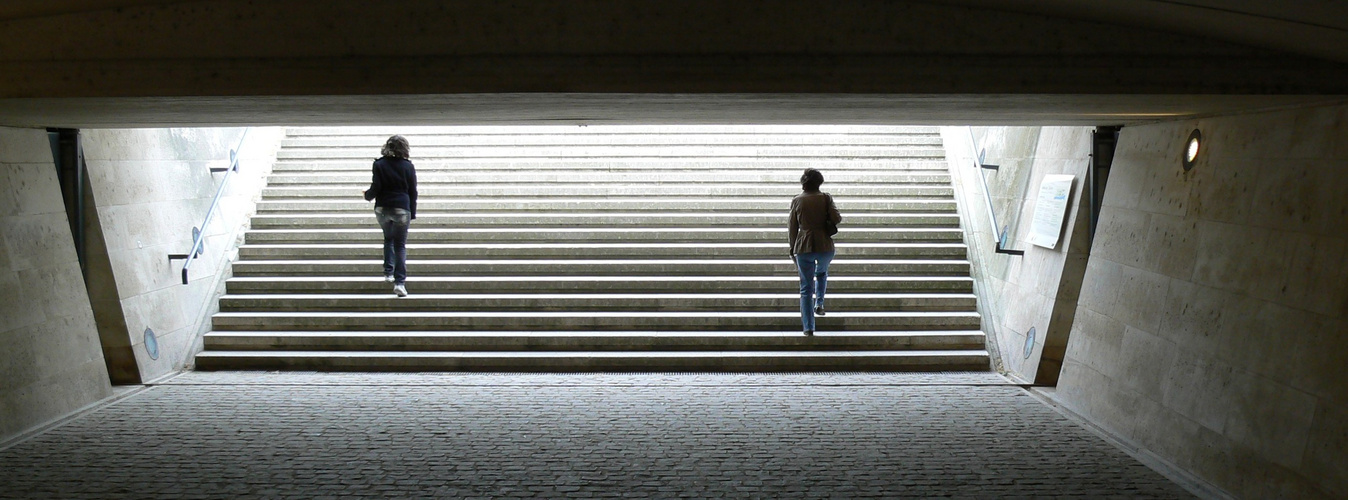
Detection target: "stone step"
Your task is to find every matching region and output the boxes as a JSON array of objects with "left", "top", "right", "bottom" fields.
[
  {"left": 243, "top": 227, "right": 966, "bottom": 244},
  {"left": 263, "top": 171, "right": 953, "bottom": 185},
  {"left": 229, "top": 259, "right": 973, "bottom": 277},
  {"left": 282, "top": 134, "right": 942, "bottom": 148},
  {"left": 283, "top": 125, "right": 940, "bottom": 136},
  {"left": 270, "top": 159, "right": 953, "bottom": 172},
  {"left": 275, "top": 146, "right": 949, "bottom": 160},
  {"left": 209, "top": 311, "right": 983, "bottom": 331},
  {"left": 254, "top": 197, "right": 958, "bottom": 213},
  {"left": 236, "top": 243, "right": 969, "bottom": 260},
  {"left": 203, "top": 330, "right": 986, "bottom": 351},
  {"left": 224, "top": 276, "right": 976, "bottom": 295},
  {"left": 260, "top": 184, "right": 956, "bottom": 199},
  {"left": 193, "top": 349, "right": 990, "bottom": 372},
  {"left": 247, "top": 213, "right": 960, "bottom": 229},
  {"left": 218, "top": 293, "right": 978, "bottom": 313},
  {"left": 201, "top": 126, "right": 983, "bottom": 373}
]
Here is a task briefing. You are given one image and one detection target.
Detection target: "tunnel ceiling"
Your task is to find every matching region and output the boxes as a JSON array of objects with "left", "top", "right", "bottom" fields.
[
  {"left": 3, "top": 94, "right": 1343, "bottom": 129},
  {"left": 1, "top": 0, "right": 1346, "bottom": 127}
]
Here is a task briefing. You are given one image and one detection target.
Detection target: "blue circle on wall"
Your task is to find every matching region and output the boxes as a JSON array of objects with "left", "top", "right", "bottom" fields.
[
  {"left": 1024, "top": 327, "right": 1036, "bottom": 359},
  {"left": 144, "top": 327, "right": 160, "bottom": 360}
]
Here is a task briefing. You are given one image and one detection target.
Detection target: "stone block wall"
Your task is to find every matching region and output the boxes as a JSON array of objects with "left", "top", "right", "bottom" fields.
[
  {"left": 942, "top": 126, "right": 1094, "bottom": 383},
  {"left": 80, "top": 128, "right": 283, "bottom": 382},
  {"left": 0, "top": 126, "right": 112, "bottom": 442},
  {"left": 1057, "top": 104, "right": 1348, "bottom": 498}
]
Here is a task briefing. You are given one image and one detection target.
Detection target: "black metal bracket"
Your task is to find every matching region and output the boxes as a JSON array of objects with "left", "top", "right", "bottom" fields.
[
  {"left": 166, "top": 255, "right": 190, "bottom": 284},
  {"left": 209, "top": 149, "right": 241, "bottom": 173},
  {"left": 168, "top": 227, "right": 204, "bottom": 284},
  {"left": 976, "top": 149, "right": 999, "bottom": 170},
  {"left": 994, "top": 224, "right": 1024, "bottom": 255},
  {"left": 165, "top": 255, "right": 190, "bottom": 284}
]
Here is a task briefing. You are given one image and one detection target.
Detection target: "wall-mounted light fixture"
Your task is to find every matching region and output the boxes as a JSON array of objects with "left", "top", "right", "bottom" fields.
[
  {"left": 1182, "top": 129, "right": 1202, "bottom": 171},
  {"left": 144, "top": 327, "right": 160, "bottom": 360}
]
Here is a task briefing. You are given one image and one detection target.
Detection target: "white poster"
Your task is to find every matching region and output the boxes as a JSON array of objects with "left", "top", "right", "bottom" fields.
[{"left": 1028, "top": 174, "right": 1076, "bottom": 249}]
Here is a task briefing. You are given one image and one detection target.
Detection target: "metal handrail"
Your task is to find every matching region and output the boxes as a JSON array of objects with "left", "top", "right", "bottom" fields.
[
  {"left": 966, "top": 127, "right": 1024, "bottom": 256},
  {"left": 168, "top": 128, "right": 250, "bottom": 284}
]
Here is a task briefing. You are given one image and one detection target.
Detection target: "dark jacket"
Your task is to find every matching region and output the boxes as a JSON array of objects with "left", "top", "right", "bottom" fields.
[
  {"left": 789, "top": 191, "right": 841, "bottom": 255},
  {"left": 363, "top": 156, "right": 418, "bottom": 219}
]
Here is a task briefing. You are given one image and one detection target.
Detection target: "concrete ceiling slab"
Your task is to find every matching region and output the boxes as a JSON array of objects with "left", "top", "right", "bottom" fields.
[
  {"left": 2, "top": 94, "right": 1341, "bottom": 128},
  {"left": 939, "top": 0, "right": 1348, "bottom": 63},
  {"left": 1, "top": 1, "right": 1345, "bottom": 128}
]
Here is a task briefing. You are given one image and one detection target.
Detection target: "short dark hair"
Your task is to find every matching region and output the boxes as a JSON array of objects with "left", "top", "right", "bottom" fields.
[
  {"left": 381, "top": 135, "right": 410, "bottom": 159},
  {"left": 801, "top": 168, "right": 824, "bottom": 191}
]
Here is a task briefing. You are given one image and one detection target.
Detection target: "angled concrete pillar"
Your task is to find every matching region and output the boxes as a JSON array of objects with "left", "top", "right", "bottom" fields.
[{"left": 0, "top": 126, "right": 112, "bottom": 441}]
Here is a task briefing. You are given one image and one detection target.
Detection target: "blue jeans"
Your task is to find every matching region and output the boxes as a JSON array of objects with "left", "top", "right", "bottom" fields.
[
  {"left": 375, "top": 207, "right": 410, "bottom": 284},
  {"left": 794, "top": 251, "right": 835, "bottom": 332}
]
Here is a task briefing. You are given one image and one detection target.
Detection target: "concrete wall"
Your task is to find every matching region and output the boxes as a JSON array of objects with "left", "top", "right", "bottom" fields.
[
  {"left": 0, "top": 126, "right": 112, "bottom": 442},
  {"left": 80, "top": 127, "right": 283, "bottom": 382},
  {"left": 1057, "top": 105, "right": 1348, "bottom": 498},
  {"left": 943, "top": 126, "right": 1094, "bottom": 383}
]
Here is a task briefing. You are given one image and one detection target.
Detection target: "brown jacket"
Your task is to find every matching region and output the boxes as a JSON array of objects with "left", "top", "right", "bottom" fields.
[{"left": 789, "top": 191, "right": 841, "bottom": 255}]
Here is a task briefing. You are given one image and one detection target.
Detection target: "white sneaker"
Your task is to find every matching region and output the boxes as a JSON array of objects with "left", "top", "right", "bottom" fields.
[
  {"left": 384, "top": 274, "right": 395, "bottom": 283},
  {"left": 393, "top": 284, "right": 408, "bottom": 297}
]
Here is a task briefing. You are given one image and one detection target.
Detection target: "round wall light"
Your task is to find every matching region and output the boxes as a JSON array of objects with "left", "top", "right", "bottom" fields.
[
  {"left": 144, "top": 327, "right": 160, "bottom": 360},
  {"left": 1182, "top": 129, "right": 1202, "bottom": 171},
  {"left": 1023, "top": 327, "right": 1036, "bottom": 359}
]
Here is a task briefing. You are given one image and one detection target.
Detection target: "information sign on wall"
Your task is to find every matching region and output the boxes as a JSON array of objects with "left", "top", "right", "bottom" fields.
[{"left": 1028, "top": 174, "right": 1075, "bottom": 249}]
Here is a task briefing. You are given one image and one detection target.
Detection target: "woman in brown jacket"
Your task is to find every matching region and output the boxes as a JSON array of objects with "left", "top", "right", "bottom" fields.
[{"left": 789, "top": 168, "right": 842, "bottom": 336}]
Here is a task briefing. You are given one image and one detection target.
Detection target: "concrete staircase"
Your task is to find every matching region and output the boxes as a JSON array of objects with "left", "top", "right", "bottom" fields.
[{"left": 195, "top": 126, "right": 989, "bottom": 371}]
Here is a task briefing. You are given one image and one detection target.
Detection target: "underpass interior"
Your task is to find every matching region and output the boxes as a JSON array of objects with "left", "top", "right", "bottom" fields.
[
  {"left": 4, "top": 108, "right": 1346, "bottom": 498},
  {"left": 2, "top": 1, "right": 1347, "bottom": 498}
]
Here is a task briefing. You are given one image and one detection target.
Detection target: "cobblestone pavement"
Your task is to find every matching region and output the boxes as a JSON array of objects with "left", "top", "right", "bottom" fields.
[{"left": 0, "top": 372, "right": 1193, "bottom": 499}]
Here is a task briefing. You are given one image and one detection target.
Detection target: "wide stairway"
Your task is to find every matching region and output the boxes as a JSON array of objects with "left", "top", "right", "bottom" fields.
[{"left": 195, "top": 126, "right": 989, "bottom": 371}]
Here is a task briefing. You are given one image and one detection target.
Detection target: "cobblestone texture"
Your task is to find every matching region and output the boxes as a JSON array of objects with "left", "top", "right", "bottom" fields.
[{"left": 0, "top": 372, "right": 1191, "bottom": 499}]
